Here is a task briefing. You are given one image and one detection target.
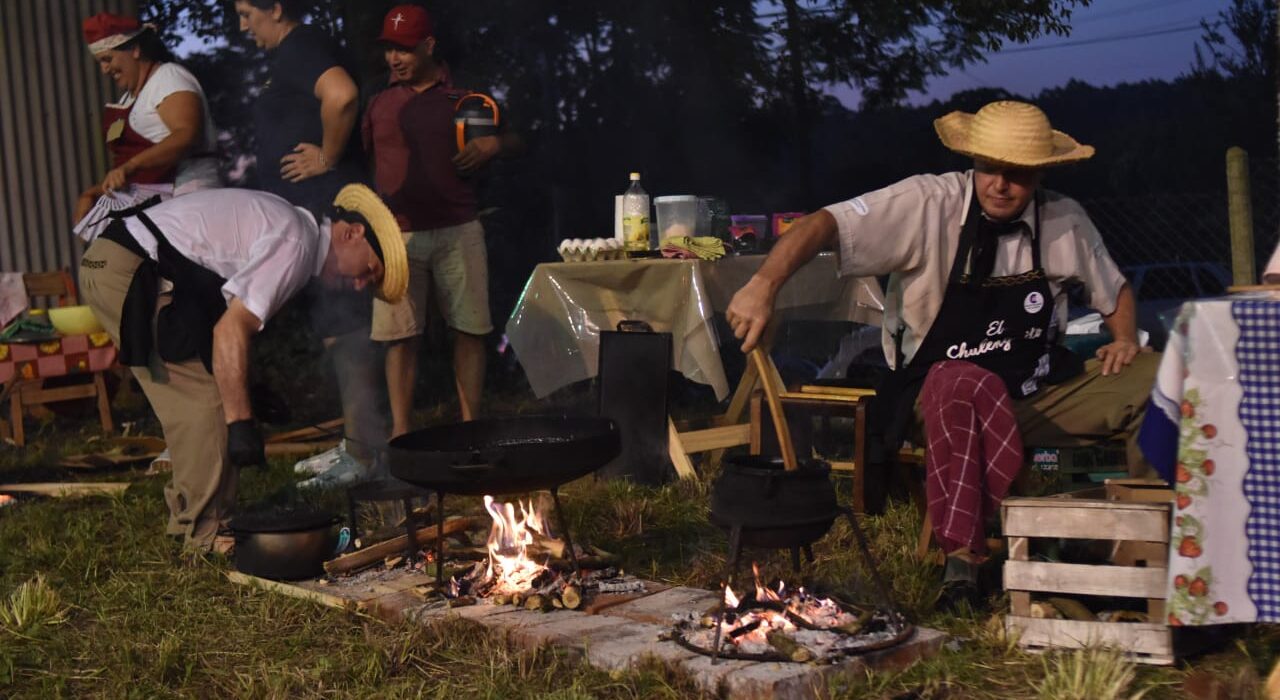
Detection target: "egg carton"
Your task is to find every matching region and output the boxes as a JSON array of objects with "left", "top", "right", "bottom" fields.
[{"left": 557, "top": 238, "right": 626, "bottom": 262}]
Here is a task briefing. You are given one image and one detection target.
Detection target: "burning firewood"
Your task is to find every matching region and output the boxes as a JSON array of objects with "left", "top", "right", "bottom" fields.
[
  {"left": 524, "top": 594, "right": 551, "bottom": 612},
  {"left": 766, "top": 632, "right": 814, "bottom": 663},
  {"left": 560, "top": 584, "right": 582, "bottom": 610},
  {"left": 325, "top": 516, "right": 484, "bottom": 576}
]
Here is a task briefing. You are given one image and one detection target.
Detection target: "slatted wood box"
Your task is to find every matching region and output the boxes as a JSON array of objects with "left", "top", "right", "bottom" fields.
[{"left": 1003, "top": 480, "right": 1175, "bottom": 665}]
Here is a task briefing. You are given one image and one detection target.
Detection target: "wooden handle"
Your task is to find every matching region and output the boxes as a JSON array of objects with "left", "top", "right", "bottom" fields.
[{"left": 748, "top": 347, "right": 798, "bottom": 471}]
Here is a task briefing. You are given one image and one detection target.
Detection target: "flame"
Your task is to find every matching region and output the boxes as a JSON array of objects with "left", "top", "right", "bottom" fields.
[
  {"left": 713, "top": 562, "right": 862, "bottom": 648},
  {"left": 723, "top": 584, "right": 741, "bottom": 609},
  {"left": 482, "top": 495, "right": 552, "bottom": 595},
  {"left": 753, "top": 563, "right": 782, "bottom": 602}
]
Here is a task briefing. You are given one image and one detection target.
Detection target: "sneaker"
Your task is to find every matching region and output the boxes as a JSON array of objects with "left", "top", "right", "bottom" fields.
[
  {"left": 297, "top": 447, "right": 371, "bottom": 490},
  {"left": 147, "top": 448, "right": 173, "bottom": 475},
  {"left": 294, "top": 441, "right": 351, "bottom": 475}
]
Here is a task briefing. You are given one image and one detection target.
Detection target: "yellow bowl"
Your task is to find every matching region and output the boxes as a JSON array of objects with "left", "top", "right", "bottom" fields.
[{"left": 48, "top": 305, "right": 104, "bottom": 336}]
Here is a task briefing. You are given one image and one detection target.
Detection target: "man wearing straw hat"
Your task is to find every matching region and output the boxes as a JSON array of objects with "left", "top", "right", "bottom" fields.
[
  {"left": 77, "top": 184, "right": 407, "bottom": 554},
  {"left": 727, "top": 100, "right": 1157, "bottom": 602}
]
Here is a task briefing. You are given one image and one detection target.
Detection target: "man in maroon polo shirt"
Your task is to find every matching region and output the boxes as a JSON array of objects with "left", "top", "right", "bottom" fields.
[{"left": 364, "top": 4, "right": 518, "bottom": 435}]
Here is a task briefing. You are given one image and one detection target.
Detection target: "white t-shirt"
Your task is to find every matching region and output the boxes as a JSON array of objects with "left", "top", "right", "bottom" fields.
[
  {"left": 113, "top": 62, "right": 220, "bottom": 193},
  {"left": 122, "top": 189, "right": 328, "bottom": 327}
]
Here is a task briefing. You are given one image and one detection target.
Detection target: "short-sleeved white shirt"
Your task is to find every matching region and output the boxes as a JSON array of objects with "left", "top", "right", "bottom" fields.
[
  {"left": 122, "top": 188, "right": 328, "bottom": 327},
  {"left": 823, "top": 171, "right": 1127, "bottom": 368},
  {"left": 112, "top": 62, "right": 220, "bottom": 193}
]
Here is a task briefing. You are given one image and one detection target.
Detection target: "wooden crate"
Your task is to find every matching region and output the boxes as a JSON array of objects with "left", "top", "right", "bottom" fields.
[{"left": 1003, "top": 489, "right": 1175, "bottom": 665}]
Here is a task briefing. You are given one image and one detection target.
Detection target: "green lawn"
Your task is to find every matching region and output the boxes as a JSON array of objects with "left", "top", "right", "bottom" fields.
[{"left": 1, "top": 408, "right": 1276, "bottom": 699}]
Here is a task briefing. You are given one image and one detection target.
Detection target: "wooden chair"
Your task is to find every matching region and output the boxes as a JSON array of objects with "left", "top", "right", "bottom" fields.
[
  {"left": 745, "top": 351, "right": 876, "bottom": 511},
  {"left": 2, "top": 271, "right": 114, "bottom": 446}
]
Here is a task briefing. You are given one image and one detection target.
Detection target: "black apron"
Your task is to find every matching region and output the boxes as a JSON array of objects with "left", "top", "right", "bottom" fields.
[
  {"left": 866, "top": 190, "right": 1078, "bottom": 465},
  {"left": 102, "top": 211, "right": 229, "bottom": 373}
]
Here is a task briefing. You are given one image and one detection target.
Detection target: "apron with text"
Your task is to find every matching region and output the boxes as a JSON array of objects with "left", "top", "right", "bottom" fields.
[{"left": 867, "top": 192, "right": 1060, "bottom": 468}]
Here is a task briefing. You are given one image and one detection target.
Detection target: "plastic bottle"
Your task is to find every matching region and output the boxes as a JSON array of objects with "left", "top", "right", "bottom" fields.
[{"left": 620, "top": 172, "right": 651, "bottom": 252}]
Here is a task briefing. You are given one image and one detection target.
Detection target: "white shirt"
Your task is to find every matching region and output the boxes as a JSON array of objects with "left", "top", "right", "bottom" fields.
[
  {"left": 1265, "top": 240, "right": 1280, "bottom": 283},
  {"left": 112, "top": 62, "right": 220, "bottom": 193},
  {"left": 122, "top": 189, "right": 329, "bottom": 327},
  {"left": 823, "top": 171, "right": 1127, "bottom": 368}
]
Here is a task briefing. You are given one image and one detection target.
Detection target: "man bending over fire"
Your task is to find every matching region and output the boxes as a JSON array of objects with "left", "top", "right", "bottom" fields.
[
  {"left": 726, "top": 101, "right": 1158, "bottom": 606},
  {"left": 78, "top": 185, "right": 407, "bottom": 554}
]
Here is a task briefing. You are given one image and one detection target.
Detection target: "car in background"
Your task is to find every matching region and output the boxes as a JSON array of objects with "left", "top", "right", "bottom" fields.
[{"left": 1122, "top": 262, "right": 1230, "bottom": 350}]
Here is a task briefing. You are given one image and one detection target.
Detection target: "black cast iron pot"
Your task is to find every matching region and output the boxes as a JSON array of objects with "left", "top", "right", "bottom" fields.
[
  {"left": 229, "top": 509, "right": 340, "bottom": 581},
  {"left": 710, "top": 456, "right": 840, "bottom": 549}
]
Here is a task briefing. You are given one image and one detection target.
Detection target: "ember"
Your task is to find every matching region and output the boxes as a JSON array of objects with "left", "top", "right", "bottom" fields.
[{"left": 671, "top": 563, "right": 912, "bottom": 663}]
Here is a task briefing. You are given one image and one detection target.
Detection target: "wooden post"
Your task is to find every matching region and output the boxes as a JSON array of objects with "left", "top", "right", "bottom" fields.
[{"left": 1226, "top": 147, "right": 1256, "bottom": 286}]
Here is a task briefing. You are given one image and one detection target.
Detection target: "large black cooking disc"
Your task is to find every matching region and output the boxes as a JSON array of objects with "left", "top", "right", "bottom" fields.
[{"left": 387, "top": 415, "right": 620, "bottom": 495}]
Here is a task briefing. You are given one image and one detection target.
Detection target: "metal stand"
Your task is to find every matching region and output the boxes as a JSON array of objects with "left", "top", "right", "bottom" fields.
[
  {"left": 708, "top": 508, "right": 896, "bottom": 665},
  {"left": 436, "top": 491, "right": 446, "bottom": 588},
  {"left": 345, "top": 479, "right": 429, "bottom": 566},
  {"left": 549, "top": 487, "right": 581, "bottom": 574}
]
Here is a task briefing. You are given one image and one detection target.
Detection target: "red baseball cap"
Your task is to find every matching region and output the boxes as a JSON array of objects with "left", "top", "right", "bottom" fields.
[
  {"left": 82, "top": 12, "right": 146, "bottom": 55},
  {"left": 378, "top": 5, "right": 433, "bottom": 49}
]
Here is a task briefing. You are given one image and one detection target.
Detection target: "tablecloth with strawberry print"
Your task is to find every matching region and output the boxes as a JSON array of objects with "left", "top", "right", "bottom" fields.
[{"left": 1138, "top": 294, "right": 1280, "bottom": 624}]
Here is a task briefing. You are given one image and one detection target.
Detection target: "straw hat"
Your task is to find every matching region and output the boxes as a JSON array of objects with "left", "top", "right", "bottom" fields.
[
  {"left": 332, "top": 184, "right": 408, "bottom": 303},
  {"left": 934, "top": 100, "right": 1094, "bottom": 168}
]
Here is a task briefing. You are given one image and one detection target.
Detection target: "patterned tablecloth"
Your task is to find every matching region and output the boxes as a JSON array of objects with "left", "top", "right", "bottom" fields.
[
  {"left": 504, "top": 252, "right": 884, "bottom": 400},
  {"left": 1138, "top": 294, "right": 1280, "bottom": 625},
  {"left": 0, "top": 332, "right": 118, "bottom": 384}
]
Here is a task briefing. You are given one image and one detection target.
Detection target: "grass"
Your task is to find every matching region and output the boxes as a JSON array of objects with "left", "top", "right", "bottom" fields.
[{"left": 3, "top": 402, "right": 1279, "bottom": 698}]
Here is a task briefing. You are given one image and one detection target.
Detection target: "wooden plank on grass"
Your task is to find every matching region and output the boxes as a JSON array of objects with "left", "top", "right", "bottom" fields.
[
  {"left": 666, "top": 418, "right": 698, "bottom": 480},
  {"left": 227, "top": 571, "right": 355, "bottom": 610},
  {"left": 1002, "top": 500, "right": 1170, "bottom": 542},
  {"left": 266, "top": 418, "right": 345, "bottom": 444},
  {"left": 1005, "top": 560, "right": 1166, "bottom": 598},
  {"left": 1006, "top": 616, "right": 1173, "bottom": 659},
  {"left": 0, "top": 482, "right": 129, "bottom": 497}
]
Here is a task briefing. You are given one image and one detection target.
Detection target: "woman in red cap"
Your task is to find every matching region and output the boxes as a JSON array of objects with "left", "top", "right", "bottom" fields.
[{"left": 74, "top": 12, "right": 220, "bottom": 242}]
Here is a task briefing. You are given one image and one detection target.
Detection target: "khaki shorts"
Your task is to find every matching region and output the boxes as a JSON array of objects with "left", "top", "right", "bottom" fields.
[{"left": 371, "top": 219, "right": 492, "bottom": 340}]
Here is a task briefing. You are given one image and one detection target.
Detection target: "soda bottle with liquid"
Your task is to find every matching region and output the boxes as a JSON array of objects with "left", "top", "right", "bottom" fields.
[{"left": 621, "top": 172, "right": 651, "bottom": 252}]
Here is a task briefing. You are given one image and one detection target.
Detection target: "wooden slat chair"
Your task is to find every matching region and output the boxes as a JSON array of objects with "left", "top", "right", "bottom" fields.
[
  {"left": 745, "top": 352, "right": 877, "bottom": 511},
  {"left": 2, "top": 271, "right": 114, "bottom": 445}
]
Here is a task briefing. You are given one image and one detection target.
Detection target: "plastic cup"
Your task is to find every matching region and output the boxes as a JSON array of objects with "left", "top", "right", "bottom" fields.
[{"left": 655, "top": 195, "right": 699, "bottom": 242}]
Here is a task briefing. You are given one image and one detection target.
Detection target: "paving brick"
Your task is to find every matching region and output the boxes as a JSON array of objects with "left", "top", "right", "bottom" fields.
[
  {"left": 719, "top": 662, "right": 834, "bottom": 700},
  {"left": 598, "top": 586, "right": 720, "bottom": 625},
  {"left": 582, "top": 631, "right": 701, "bottom": 671},
  {"left": 508, "top": 612, "right": 639, "bottom": 650}
]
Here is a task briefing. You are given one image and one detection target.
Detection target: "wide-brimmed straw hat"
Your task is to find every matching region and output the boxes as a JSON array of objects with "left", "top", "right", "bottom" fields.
[
  {"left": 332, "top": 184, "right": 408, "bottom": 303},
  {"left": 934, "top": 100, "right": 1094, "bottom": 168}
]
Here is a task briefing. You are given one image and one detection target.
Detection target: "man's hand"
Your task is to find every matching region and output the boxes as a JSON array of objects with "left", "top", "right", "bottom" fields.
[
  {"left": 452, "top": 135, "right": 500, "bottom": 174},
  {"left": 280, "top": 143, "right": 330, "bottom": 183},
  {"left": 226, "top": 419, "right": 265, "bottom": 468},
  {"left": 100, "top": 166, "right": 129, "bottom": 194},
  {"left": 725, "top": 275, "right": 778, "bottom": 353},
  {"left": 1096, "top": 338, "right": 1142, "bottom": 376}
]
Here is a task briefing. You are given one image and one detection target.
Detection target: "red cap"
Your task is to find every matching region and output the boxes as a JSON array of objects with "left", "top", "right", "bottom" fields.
[
  {"left": 378, "top": 5, "right": 433, "bottom": 48},
  {"left": 82, "top": 12, "right": 144, "bottom": 54}
]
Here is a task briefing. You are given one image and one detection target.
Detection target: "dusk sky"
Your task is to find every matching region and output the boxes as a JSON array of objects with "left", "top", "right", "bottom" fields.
[{"left": 897, "top": 0, "right": 1237, "bottom": 106}]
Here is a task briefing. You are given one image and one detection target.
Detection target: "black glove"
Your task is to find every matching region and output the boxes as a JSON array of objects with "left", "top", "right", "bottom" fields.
[{"left": 227, "top": 419, "right": 265, "bottom": 468}]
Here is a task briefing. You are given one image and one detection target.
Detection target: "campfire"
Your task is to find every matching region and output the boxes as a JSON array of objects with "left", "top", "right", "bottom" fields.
[
  {"left": 446, "top": 495, "right": 642, "bottom": 610},
  {"left": 670, "top": 564, "right": 912, "bottom": 663}
]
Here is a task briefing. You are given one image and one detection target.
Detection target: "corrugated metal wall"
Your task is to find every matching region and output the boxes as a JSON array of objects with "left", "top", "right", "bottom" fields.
[{"left": 0, "top": 0, "right": 138, "bottom": 276}]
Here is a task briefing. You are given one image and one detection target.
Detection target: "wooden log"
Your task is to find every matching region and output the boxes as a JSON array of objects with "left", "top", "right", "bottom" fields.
[
  {"left": 265, "top": 441, "right": 340, "bottom": 456},
  {"left": 265, "top": 418, "right": 344, "bottom": 444},
  {"left": 0, "top": 482, "right": 129, "bottom": 497},
  {"left": 1227, "top": 146, "right": 1256, "bottom": 287},
  {"left": 561, "top": 585, "right": 582, "bottom": 610},
  {"left": 324, "top": 517, "right": 484, "bottom": 576}
]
